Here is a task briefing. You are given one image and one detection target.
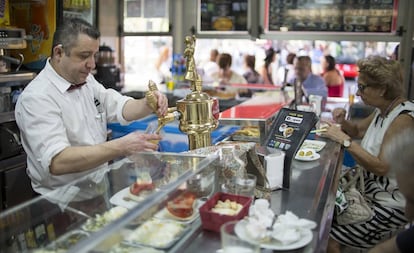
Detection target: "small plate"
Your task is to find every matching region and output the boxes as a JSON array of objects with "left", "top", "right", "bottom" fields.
[
  {"left": 110, "top": 187, "right": 138, "bottom": 209},
  {"left": 300, "top": 140, "right": 326, "bottom": 152},
  {"left": 295, "top": 149, "right": 320, "bottom": 161},
  {"left": 235, "top": 220, "right": 313, "bottom": 250}
]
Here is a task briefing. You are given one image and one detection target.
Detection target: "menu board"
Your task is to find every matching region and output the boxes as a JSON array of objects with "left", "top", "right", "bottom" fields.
[
  {"left": 267, "top": 0, "right": 398, "bottom": 33},
  {"left": 198, "top": 0, "right": 249, "bottom": 33},
  {"left": 265, "top": 108, "right": 318, "bottom": 188}
]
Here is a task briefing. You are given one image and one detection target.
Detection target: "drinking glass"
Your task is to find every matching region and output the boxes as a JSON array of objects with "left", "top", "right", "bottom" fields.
[
  {"left": 348, "top": 85, "right": 357, "bottom": 105},
  {"left": 145, "top": 121, "right": 162, "bottom": 146},
  {"left": 221, "top": 220, "right": 260, "bottom": 253},
  {"left": 221, "top": 174, "right": 257, "bottom": 198},
  {"left": 235, "top": 174, "right": 256, "bottom": 198}
]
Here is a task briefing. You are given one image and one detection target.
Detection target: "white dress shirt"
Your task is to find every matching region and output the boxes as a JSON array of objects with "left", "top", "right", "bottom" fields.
[{"left": 15, "top": 59, "right": 132, "bottom": 195}]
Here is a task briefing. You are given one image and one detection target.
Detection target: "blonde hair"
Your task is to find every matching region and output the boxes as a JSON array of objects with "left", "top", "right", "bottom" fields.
[{"left": 357, "top": 55, "right": 404, "bottom": 100}]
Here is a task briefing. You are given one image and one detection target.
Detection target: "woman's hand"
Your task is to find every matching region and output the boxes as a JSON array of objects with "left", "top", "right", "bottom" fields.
[
  {"left": 321, "top": 122, "right": 350, "bottom": 145},
  {"left": 332, "top": 108, "right": 347, "bottom": 124}
]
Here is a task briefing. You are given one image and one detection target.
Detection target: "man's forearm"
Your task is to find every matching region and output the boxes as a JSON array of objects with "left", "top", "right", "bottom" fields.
[{"left": 49, "top": 139, "right": 124, "bottom": 175}]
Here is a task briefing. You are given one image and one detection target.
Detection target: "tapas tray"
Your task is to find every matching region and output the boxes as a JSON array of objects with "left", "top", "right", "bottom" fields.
[{"left": 123, "top": 218, "right": 190, "bottom": 250}]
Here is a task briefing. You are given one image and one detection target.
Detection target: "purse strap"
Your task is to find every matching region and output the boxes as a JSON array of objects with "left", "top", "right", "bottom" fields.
[
  {"left": 355, "top": 166, "right": 365, "bottom": 195},
  {"left": 340, "top": 165, "right": 365, "bottom": 194}
]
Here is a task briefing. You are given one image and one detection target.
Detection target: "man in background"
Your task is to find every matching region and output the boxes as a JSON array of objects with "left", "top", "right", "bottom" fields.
[
  {"left": 203, "top": 49, "right": 220, "bottom": 82},
  {"left": 292, "top": 55, "right": 328, "bottom": 107}
]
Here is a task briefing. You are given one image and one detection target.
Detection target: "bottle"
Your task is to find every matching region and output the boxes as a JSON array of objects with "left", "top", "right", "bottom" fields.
[
  {"left": 166, "top": 76, "right": 175, "bottom": 91},
  {"left": 30, "top": 205, "right": 47, "bottom": 248},
  {"left": 25, "top": 227, "right": 37, "bottom": 249},
  {"left": 218, "top": 146, "right": 246, "bottom": 193}
]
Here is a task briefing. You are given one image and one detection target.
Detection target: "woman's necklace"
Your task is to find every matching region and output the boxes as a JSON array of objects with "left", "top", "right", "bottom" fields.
[
  {"left": 375, "top": 96, "right": 404, "bottom": 127},
  {"left": 381, "top": 96, "right": 402, "bottom": 118}
]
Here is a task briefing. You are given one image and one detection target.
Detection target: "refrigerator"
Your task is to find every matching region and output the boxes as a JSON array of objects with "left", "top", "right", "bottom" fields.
[{"left": 8, "top": 0, "right": 97, "bottom": 71}]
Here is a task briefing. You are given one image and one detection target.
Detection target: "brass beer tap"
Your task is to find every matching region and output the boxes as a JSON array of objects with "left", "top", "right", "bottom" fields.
[{"left": 145, "top": 35, "right": 219, "bottom": 150}]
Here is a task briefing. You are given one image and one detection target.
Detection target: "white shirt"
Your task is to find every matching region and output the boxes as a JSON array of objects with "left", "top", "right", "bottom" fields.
[
  {"left": 361, "top": 101, "right": 414, "bottom": 209},
  {"left": 203, "top": 61, "right": 219, "bottom": 77},
  {"left": 203, "top": 61, "right": 219, "bottom": 83},
  {"left": 15, "top": 60, "right": 132, "bottom": 195},
  {"left": 276, "top": 64, "right": 295, "bottom": 85}
]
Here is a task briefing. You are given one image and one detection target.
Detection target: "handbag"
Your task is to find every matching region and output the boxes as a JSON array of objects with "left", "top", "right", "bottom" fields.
[{"left": 335, "top": 166, "right": 374, "bottom": 225}]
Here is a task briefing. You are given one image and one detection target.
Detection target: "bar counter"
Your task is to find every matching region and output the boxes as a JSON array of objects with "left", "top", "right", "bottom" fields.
[{"left": 173, "top": 138, "right": 343, "bottom": 253}]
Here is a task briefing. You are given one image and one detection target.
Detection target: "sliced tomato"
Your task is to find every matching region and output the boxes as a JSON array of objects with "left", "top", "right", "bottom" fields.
[
  {"left": 166, "top": 191, "right": 196, "bottom": 218},
  {"left": 129, "top": 182, "right": 155, "bottom": 196},
  {"left": 166, "top": 201, "right": 193, "bottom": 218}
]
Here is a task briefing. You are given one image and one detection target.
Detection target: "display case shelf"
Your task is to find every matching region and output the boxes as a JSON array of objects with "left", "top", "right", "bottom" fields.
[
  {"left": 0, "top": 111, "right": 15, "bottom": 124},
  {"left": 0, "top": 71, "right": 36, "bottom": 85}
]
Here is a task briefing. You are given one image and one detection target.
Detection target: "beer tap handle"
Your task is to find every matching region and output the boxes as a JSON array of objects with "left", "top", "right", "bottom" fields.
[{"left": 145, "top": 80, "right": 160, "bottom": 115}]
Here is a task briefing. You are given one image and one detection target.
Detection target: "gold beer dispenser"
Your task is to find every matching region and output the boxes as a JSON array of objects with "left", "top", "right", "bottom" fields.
[{"left": 146, "top": 35, "right": 219, "bottom": 150}]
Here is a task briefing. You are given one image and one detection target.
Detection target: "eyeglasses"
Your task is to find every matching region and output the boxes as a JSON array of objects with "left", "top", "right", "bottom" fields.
[{"left": 357, "top": 83, "right": 370, "bottom": 92}]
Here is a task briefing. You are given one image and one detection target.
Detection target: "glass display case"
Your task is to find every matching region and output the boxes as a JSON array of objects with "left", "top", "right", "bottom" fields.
[
  {"left": 197, "top": 0, "right": 249, "bottom": 34},
  {"left": 266, "top": 0, "right": 399, "bottom": 33},
  {"left": 0, "top": 152, "right": 218, "bottom": 252}
]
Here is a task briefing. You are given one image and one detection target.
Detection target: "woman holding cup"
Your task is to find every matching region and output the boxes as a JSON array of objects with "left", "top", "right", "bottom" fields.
[{"left": 322, "top": 56, "right": 414, "bottom": 252}]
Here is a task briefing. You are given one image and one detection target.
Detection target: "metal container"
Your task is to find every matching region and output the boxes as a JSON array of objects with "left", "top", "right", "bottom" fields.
[{"left": 0, "top": 87, "right": 11, "bottom": 112}]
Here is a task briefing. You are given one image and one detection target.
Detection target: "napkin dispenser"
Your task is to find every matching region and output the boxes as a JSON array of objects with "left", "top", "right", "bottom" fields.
[{"left": 255, "top": 146, "right": 285, "bottom": 190}]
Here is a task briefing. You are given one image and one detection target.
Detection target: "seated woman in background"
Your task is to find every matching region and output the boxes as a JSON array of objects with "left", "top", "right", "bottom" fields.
[
  {"left": 322, "top": 56, "right": 414, "bottom": 253},
  {"left": 243, "top": 54, "right": 263, "bottom": 84},
  {"left": 211, "top": 53, "right": 248, "bottom": 98},
  {"left": 276, "top": 52, "right": 296, "bottom": 86},
  {"left": 260, "top": 47, "right": 278, "bottom": 85},
  {"left": 321, "top": 55, "right": 345, "bottom": 97},
  {"left": 242, "top": 54, "right": 263, "bottom": 97}
]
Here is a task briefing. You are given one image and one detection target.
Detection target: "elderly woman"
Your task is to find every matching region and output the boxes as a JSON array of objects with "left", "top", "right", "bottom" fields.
[{"left": 323, "top": 56, "right": 414, "bottom": 252}]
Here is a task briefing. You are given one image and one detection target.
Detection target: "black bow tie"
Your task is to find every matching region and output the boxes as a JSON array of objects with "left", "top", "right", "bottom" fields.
[{"left": 68, "top": 82, "right": 86, "bottom": 91}]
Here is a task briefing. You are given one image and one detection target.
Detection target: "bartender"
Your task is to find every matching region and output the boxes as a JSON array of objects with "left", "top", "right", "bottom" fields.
[{"left": 15, "top": 18, "right": 168, "bottom": 196}]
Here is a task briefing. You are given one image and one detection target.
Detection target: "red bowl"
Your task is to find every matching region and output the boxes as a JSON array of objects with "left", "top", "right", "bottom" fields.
[{"left": 198, "top": 192, "right": 252, "bottom": 232}]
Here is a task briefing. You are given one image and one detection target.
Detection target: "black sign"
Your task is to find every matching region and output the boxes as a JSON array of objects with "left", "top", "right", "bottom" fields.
[{"left": 265, "top": 108, "right": 318, "bottom": 188}]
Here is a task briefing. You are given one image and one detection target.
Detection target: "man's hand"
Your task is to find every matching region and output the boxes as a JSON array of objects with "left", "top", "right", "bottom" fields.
[
  {"left": 119, "top": 131, "right": 162, "bottom": 154},
  {"left": 153, "top": 90, "right": 168, "bottom": 116}
]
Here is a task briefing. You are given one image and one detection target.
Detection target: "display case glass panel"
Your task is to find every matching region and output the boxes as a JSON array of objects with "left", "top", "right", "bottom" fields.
[
  {"left": 123, "top": 0, "right": 170, "bottom": 33},
  {"left": 198, "top": 0, "right": 249, "bottom": 34},
  {"left": 0, "top": 152, "right": 218, "bottom": 252},
  {"left": 266, "top": 0, "right": 399, "bottom": 33}
]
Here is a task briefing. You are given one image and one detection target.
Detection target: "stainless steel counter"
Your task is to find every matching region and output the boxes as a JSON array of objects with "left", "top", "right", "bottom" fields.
[{"left": 174, "top": 138, "right": 343, "bottom": 253}]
